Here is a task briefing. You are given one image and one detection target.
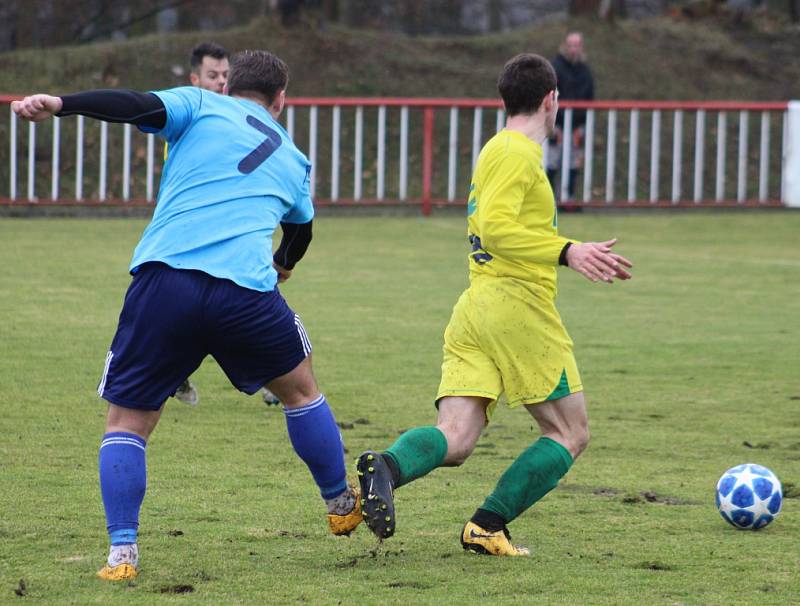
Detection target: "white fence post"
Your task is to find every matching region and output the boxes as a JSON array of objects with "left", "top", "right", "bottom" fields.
[
  {"left": 783, "top": 102, "right": 800, "bottom": 207},
  {"left": 376, "top": 105, "right": 386, "bottom": 200},
  {"left": 354, "top": 106, "right": 363, "bottom": 201},
  {"left": 51, "top": 117, "right": 60, "bottom": 200},
  {"left": 649, "top": 110, "right": 661, "bottom": 203},
  {"left": 399, "top": 106, "right": 408, "bottom": 201},
  {"left": 605, "top": 110, "right": 617, "bottom": 203},
  {"left": 627, "top": 108, "right": 639, "bottom": 202},
  {"left": 330, "top": 105, "right": 340, "bottom": 202},
  {"left": 308, "top": 106, "right": 317, "bottom": 198},
  {"left": 560, "top": 108, "right": 573, "bottom": 201},
  {"left": 583, "top": 109, "right": 594, "bottom": 203},
  {"left": 9, "top": 108, "right": 17, "bottom": 200},
  {"left": 447, "top": 106, "right": 458, "bottom": 201},
  {"left": 27, "top": 121, "right": 36, "bottom": 201}
]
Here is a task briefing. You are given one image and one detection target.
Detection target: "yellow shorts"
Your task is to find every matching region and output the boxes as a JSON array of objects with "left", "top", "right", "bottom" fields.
[{"left": 437, "top": 276, "right": 582, "bottom": 419}]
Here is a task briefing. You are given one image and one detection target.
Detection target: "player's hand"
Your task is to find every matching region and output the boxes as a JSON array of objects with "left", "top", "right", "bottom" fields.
[
  {"left": 566, "top": 238, "right": 632, "bottom": 284},
  {"left": 11, "top": 94, "right": 63, "bottom": 122},
  {"left": 273, "top": 262, "right": 292, "bottom": 283}
]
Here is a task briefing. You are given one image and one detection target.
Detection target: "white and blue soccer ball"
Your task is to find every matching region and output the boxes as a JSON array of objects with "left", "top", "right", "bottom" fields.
[{"left": 716, "top": 463, "right": 782, "bottom": 530}]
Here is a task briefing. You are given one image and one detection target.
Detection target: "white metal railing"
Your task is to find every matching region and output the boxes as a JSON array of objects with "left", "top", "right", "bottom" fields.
[{"left": 2, "top": 97, "right": 798, "bottom": 209}]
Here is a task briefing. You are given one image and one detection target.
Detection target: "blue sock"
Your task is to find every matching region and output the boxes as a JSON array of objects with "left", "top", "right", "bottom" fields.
[
  {"left": 284, "top": 395, "right": 347, "bottom": 499},
  {"left": 98, "top": 432, "right": 147, "bottom": 545}
]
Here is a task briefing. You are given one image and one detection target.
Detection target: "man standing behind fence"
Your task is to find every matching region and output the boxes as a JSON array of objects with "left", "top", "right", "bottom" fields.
[
  {"left": 547, "top": 31, "right": 595, "bottom": 202},
  {"left": 12, "top": 49, "right": 363, "bottom": 581}
]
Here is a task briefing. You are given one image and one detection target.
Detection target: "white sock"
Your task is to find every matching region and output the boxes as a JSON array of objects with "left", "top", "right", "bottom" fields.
[
  {"left": 108, "top": 543, "right": 139, "bottom": 567},
  {"left": 325, "top": 487, "right": 356, "bottom": 515}
]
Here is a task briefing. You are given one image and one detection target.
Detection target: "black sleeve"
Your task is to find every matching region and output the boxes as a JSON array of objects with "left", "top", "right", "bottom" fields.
[
  {"left": 558, "top": 242, "right": 572, "bottom": 267},
  {"left": 273, "top": 221, "right": 313, "bottom": 270},
  {"left": 56, "top": 89, "right": 166, "bottom": 130}
]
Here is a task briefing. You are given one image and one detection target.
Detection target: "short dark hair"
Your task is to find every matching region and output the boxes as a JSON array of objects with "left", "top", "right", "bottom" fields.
[
  {"left": 497, "top": 53, "right": 557, "bottom": 117},
  {"left": 190, "top": 42, "right": 229, "bottom": 70},
  {"left": 227, "top": 50, "right": 289, "bottom": 104}
]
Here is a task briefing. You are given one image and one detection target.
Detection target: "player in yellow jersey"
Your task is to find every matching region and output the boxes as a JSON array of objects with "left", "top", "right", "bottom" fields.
[{"left": 356, "top": 53, "right": 632, "bottom": 555}]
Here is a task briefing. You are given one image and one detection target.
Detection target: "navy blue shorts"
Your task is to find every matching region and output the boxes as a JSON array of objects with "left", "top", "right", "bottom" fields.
[{"left": 97, "top": 262, "right": 312, "bottom": 410}]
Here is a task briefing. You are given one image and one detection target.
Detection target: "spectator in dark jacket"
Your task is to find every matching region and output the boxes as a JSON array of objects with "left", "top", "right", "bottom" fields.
[{"left": 547, "top": 32, "right": 594, "bottom": 201}]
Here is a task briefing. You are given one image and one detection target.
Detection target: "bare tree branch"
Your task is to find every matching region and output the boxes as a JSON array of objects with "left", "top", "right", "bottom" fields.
[{"left": 78, "top": 0, "right": 195, "bottom": 43}]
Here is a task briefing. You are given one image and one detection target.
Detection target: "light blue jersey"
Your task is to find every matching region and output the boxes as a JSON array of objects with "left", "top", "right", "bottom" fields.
[{"left": 130, "top": 87, "right": 314, "bottom": 292}]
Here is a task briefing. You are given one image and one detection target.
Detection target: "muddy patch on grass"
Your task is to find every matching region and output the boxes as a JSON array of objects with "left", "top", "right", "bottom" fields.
[
  {"left": 274, "top": 530, "right": 309, "bottom": 539},
  {"left": 14, "top": 579, "right": 26, "bottom": 597},
  {"left": 560, "top": 484, "right": 619, "bottom": 497},
  {"left": 387, "top": 581, "right": 433, "bottom": 589},
  {"left": 742, "top": 441, "right": 773, "bottom": 449},
  {"left": 335, "top": 546, "right": 405, "bottom": 569},
  {"left": 623, "top": 491, "right": 696, "bottom": 505},
  {"left": 634, "top": 561, "right": 674, "bottom": 571},
  {"left": 159, "top": 584, "right": 195, "bottom": 594}
]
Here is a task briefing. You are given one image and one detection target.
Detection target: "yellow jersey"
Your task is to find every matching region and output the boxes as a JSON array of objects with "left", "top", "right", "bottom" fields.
[{"left": 466, "top": 129, "right": 576, "bottom": 296}]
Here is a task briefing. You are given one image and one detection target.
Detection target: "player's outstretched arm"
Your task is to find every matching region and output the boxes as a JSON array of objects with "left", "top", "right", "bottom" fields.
[
  {"left": 14, "top": 90, "right": 166, "bottom": 130},
  {"left": 11, "top": 94, "right": 63, "bottom": 122},
  {"left": 564, "top": 238, "right": 632, "bottom": 284}
]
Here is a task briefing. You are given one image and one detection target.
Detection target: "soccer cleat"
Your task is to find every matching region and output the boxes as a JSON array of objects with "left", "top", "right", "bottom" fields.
[
  {"left": 461, "top": 521, "right": 531, "bottom": 556},
  {"left": 327, "top": 487, "right": 363, "bottom": 536},
  {"left": 98, "top": 543, "right": 139, "bottom": 580},
  {"left": 174, "top": 379, "right": 199, "bottom": 406},
  {"left": 356, "top": 451, "right": 395, "bottom": 539},
  {"left": 96, "top": 563, "right": 138, "bottom": 581},
  {"left": 261, "top": 387, "right": 281, "bottom": 406}
]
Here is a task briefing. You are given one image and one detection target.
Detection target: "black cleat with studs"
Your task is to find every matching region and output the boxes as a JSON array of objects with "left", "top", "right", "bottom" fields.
[{"left": 356, "top": 450, "right": 396, "bottom": 539}]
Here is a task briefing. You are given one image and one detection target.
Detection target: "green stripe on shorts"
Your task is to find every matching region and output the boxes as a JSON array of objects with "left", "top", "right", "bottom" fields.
[{"left": 545, "top": 369, "right": 570, "bottom": 401}]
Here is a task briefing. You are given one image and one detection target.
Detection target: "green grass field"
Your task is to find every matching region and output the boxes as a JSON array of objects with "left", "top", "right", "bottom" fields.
[{"left": 1, "top": 212, "right": 799, "bottom": 605}]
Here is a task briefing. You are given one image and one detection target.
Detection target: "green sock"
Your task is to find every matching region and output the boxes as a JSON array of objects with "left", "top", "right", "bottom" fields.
[
  {"left": 480, "top": 437, "right": 573, "bottom": 523},
  {"left": 383, "top": 426, "right": 448, "bottom": 488}
]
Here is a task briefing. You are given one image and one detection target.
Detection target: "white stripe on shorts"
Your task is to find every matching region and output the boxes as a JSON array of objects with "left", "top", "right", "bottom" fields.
[
  {"left": 294, "top": 314, "right": 312, "bottom": 356},
  {"left": 97, "top": 350, "right": 114, "bottom": 397}
]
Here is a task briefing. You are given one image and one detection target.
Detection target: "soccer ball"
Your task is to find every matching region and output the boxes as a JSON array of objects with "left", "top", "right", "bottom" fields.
[{"left": 716, "top": 463, "right": 782, "bottom": 530}]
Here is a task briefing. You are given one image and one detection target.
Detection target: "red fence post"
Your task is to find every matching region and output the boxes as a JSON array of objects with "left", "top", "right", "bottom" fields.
[{"left": 422, "top": 107, "right": 434, "bottom": 216}]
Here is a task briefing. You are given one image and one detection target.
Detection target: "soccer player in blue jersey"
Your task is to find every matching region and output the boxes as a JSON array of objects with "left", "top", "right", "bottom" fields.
[
  {"left": 168, "top": 41, "right": 282, "bottom": 408},
  {"left": 12, "top": 50, "right": 363, "bottom": 581},
  {"left": 169, "top": 41, "right": 230, "bottom": 407}
]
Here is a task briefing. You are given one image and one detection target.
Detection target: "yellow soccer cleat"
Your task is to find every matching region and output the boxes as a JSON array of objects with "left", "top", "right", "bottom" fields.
[
  {"left": 328, "top": 488, "right": 363, "bottom": 536},
  {"left": 96, "top": 563, "right": 138, "bottom": 581},
  {"left": 461, "top": 521, "right": 531, "bottom": 557}
]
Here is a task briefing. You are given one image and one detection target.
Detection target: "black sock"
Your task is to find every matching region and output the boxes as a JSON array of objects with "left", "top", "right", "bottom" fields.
[{"left": 470, "top": 508, "right": 506, "bottom": 532}]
